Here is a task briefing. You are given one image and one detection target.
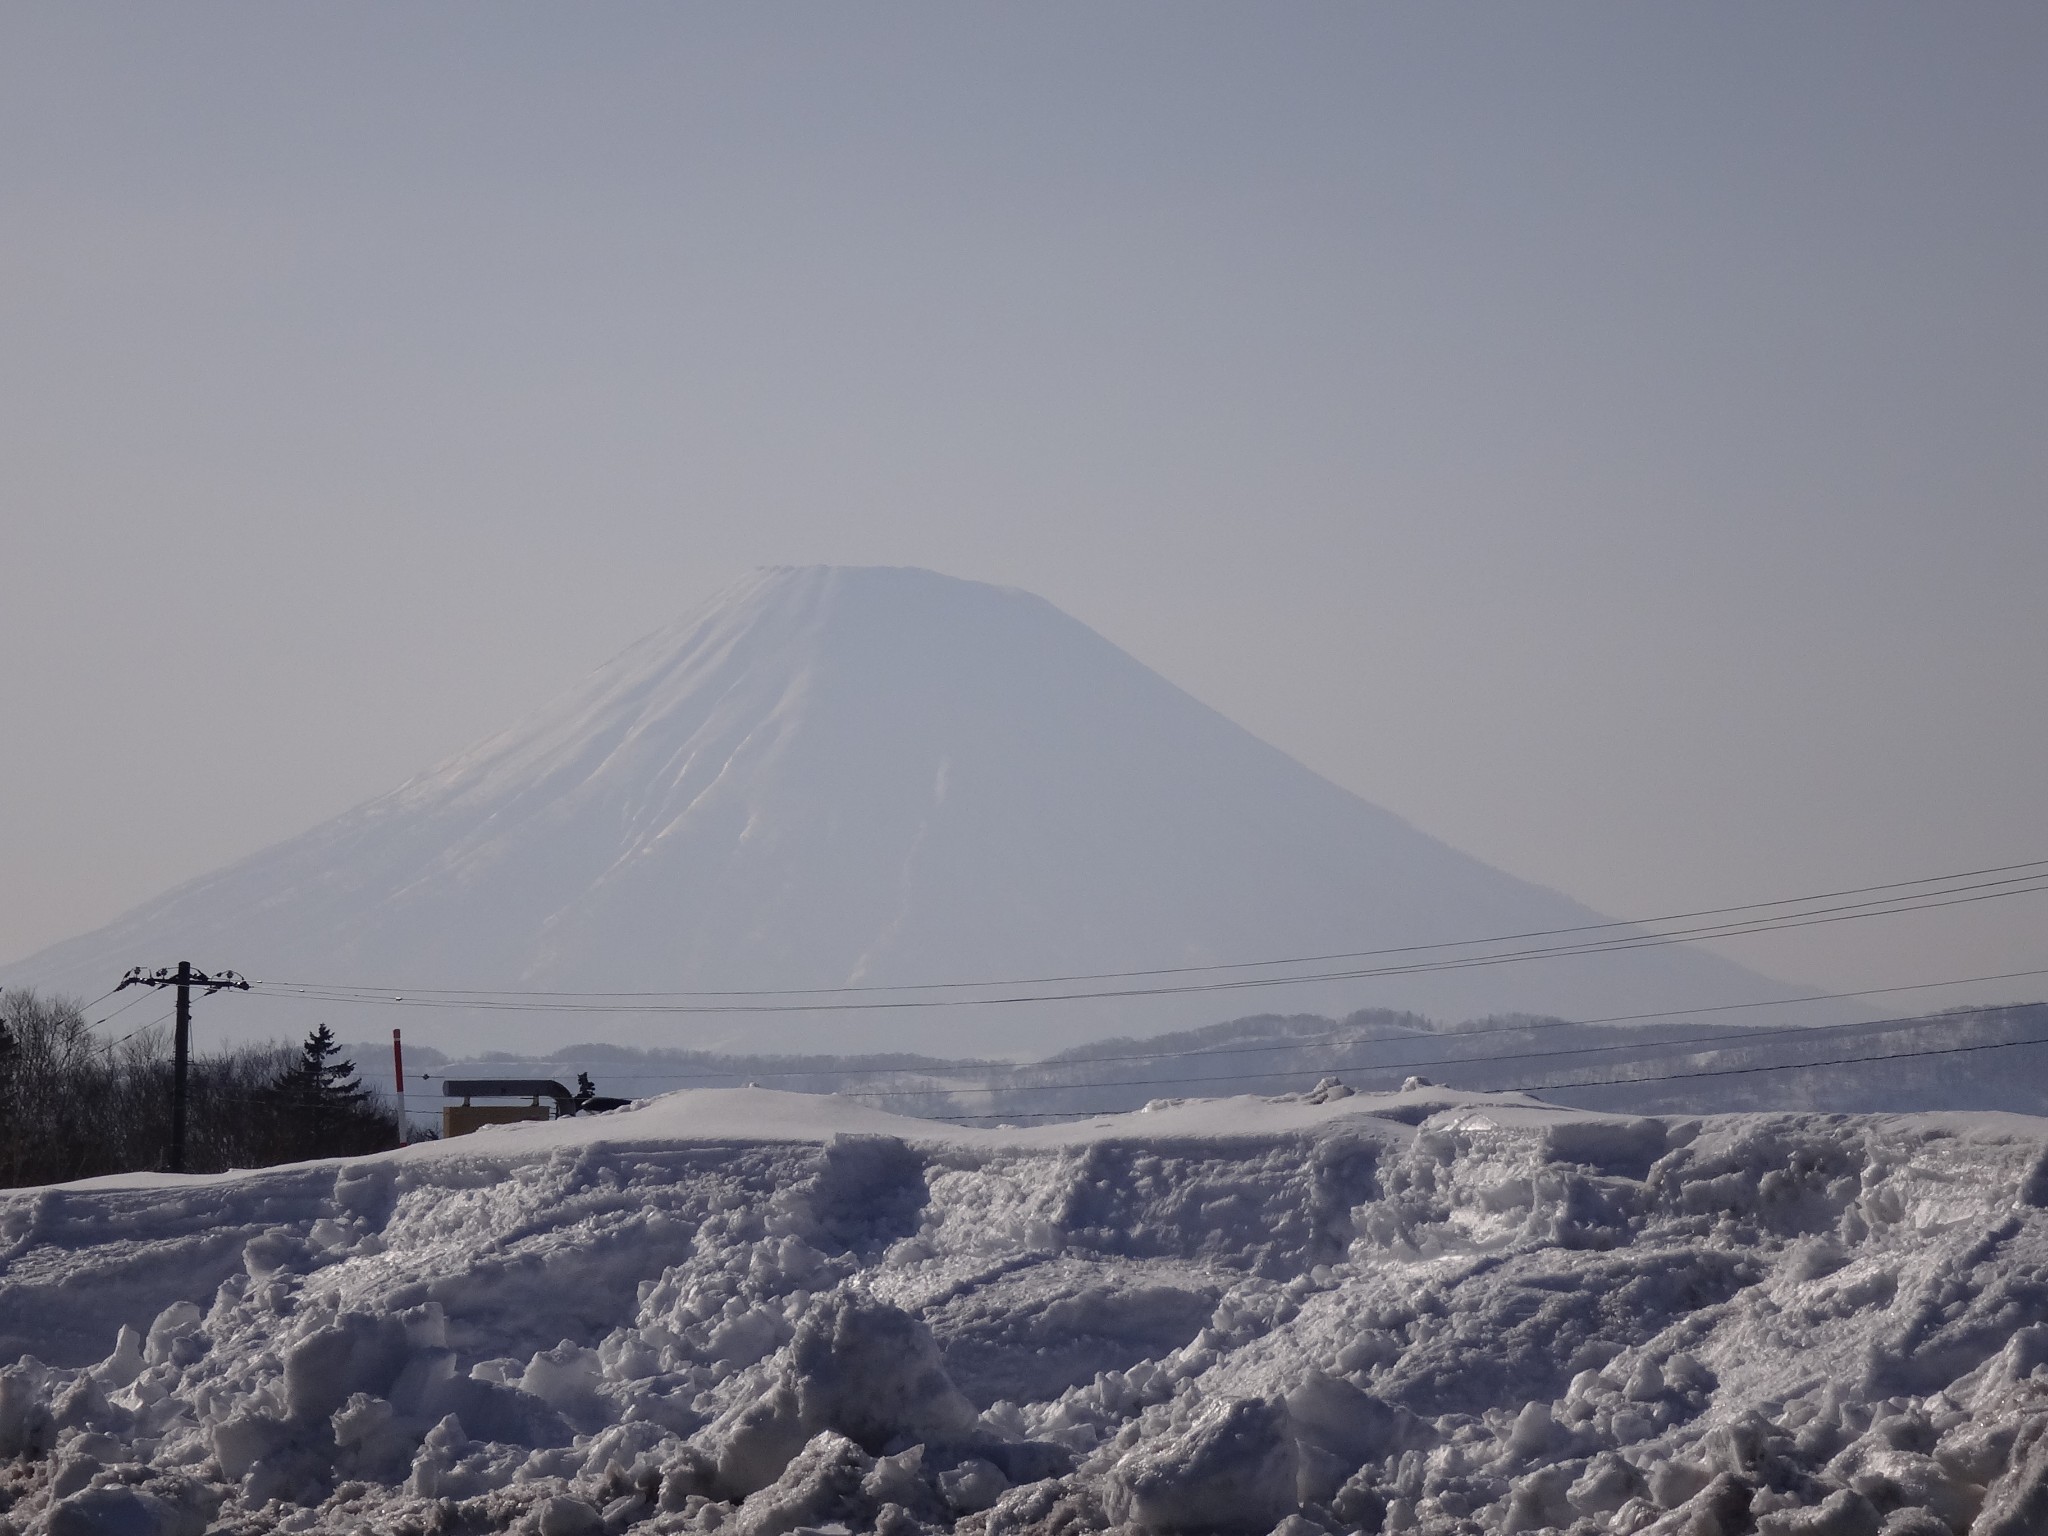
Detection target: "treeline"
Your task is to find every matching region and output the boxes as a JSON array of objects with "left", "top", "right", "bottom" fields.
[{"left": 0, "top": 990, "right": 400, "bottom": 1189}]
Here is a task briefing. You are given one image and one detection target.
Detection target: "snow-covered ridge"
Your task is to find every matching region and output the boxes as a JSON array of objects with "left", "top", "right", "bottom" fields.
[{"left": 5, "top": 1088, "right": 2048, "bottom": 1536}]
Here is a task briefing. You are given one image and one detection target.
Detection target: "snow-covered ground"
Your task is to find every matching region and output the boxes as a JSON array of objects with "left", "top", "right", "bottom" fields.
[{"left": 4, "top": 1084, "right": 2047, "bottom": 1536}]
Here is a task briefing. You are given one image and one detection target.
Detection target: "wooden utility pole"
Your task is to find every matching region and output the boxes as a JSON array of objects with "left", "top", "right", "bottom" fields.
[
  {"left": 392, "top": 1028, "right": 407, "bottom": 1146},
  {"left": 114, "top": 963, "right": 249, "bottom": 1172}
]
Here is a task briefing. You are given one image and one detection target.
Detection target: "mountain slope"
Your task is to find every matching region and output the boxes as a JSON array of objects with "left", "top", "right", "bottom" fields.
[{"left": 3, "top": 566, "right": 1822, "bottom": 1055}]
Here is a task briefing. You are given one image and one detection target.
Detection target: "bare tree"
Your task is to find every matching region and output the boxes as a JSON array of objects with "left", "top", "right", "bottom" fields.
[{"left": 0, "top": 989, "right": 398, "bottom": 1188}]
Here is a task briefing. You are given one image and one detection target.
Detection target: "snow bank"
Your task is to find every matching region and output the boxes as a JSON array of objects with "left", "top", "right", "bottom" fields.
[{"left": 2, "top": 1086, "right": 2046, "bottom": 1536}]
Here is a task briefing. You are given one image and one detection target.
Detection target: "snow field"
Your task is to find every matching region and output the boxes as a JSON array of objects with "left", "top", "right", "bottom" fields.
[{"left": 2, "top": 1087, "right": 2047, "bottom": 1536}]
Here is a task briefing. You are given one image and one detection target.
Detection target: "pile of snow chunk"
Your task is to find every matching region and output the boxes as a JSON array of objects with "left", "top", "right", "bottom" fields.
[{"left": 2, "top": 1086, "right": 2048, "bottom": 1536}]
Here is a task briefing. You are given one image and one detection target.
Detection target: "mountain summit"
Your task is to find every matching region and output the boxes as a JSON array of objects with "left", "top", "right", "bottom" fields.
[{"left": 6, "top": 567, "right": 1810, "bottom": 1054}]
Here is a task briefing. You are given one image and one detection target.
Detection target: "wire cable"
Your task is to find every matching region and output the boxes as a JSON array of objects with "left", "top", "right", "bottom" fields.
[
  {"left": 245, "top": 873, "right": 2048, "bottom": 1016},
  {"left": 247, "top": 854, "right": 2048, "bottom": 1001},
  {"left": 830, "top": 998, "right": 2043, "bottom": 1107},
  {"left": 90, "top": 989, "right": 154, "bottom": 1030},
  {"left": 1499, "top": 1030, "right": 2048, "bottom": 1095},
  {"left": 501, "top": 965, "right": 2048, "bottom": 1090},
  {"left": 102, "top": 1008, "right": 174, "bottom": 1053}
]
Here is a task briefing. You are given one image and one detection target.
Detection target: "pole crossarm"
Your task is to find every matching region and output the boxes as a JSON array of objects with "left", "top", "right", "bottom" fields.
[{"left": 117, "top": 965, "right": 250, "bottom": 996}]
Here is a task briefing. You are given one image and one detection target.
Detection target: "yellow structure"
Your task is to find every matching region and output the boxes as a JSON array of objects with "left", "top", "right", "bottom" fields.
[
  {"left": 442, "top": 1103, "right": 551, "bottom": 1138},
  {"left": 439, "top": 1078, "right": 574, "bottom": 1137}
]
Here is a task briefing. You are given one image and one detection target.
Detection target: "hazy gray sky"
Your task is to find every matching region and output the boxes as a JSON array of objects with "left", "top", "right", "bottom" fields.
[{"left": 4, "top": 4, "right": 2044, "bottom": 1012}]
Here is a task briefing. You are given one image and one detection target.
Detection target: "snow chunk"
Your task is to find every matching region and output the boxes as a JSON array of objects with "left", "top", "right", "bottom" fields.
[
  {"left": 1107, "top": 1395, "right": 1298, "bottom": 1532},
  {"left": 533, "top": 1493, "right": 604, "bottom": 1536},
  {"left": 700, "top": 1290, "right": 976, "bottom": 1498},
  {"left": 728, "top": 1430, "right": 873, "bottom": 1536},
  {"left": 1975, "top": 1418, "right": 2048, "bottom": 1536},
  {"left": 937, "top": 1455, "right": 1009, "bottom": 1513},
  {"left": 44, "top": 1486, "right": 189, "bottom": 1536}
]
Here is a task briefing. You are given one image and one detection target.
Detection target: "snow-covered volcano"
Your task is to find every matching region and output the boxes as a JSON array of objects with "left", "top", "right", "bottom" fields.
[{"left": 4, "top": 566, "right": 1811, "bottom": 1055}]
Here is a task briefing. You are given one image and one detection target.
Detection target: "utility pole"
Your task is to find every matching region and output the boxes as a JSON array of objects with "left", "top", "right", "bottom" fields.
[
  {"left": 392, "top": 1028, "right": 407, "bottom": 1146},
  {"left": 115, "top": 963, "right": 249, "bottom": 1173}
]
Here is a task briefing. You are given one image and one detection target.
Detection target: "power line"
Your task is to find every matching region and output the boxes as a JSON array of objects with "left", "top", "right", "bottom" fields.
[
  {"left": 833, "top": 998, "right": 2044, "bottom": 1107},
  {"left": 91, "top": 988, "right": 155, "bottom": 1029},
  {"left": 279, "top": 875, "right": 2048, "bottom": 1012},
  {"left": 512, "top": 965, "right": 2048, "bottom": 1090},
  {"left": 103, "top": 1008, "right": 175, "bottom": 1053},
  {"left": 247, "top": 873, "right": 2048, "bottom": 1016},
  {"left": 250, "top": 854, "right": 2048, "bottom": 1003},
  {"left": 1499, "top": 1029, "right": 2048, "bottom": 1096}
]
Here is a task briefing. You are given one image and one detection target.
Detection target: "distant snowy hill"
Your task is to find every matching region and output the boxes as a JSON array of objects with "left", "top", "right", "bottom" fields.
[
  {"left": 3, "top": 566, "right": 1825, "bottom": 1056},
  {"left": 364, "top": 1002, "right": 2048, "bottom": 1132}
]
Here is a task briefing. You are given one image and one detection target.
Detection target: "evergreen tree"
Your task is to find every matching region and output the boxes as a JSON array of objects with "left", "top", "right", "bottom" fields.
[
  {"left": 286, "top": 1024, "right": 371, "bottom": 1108},
  {"left": 269, "top": 1025, "right": 393, "bottom": 1159}
]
